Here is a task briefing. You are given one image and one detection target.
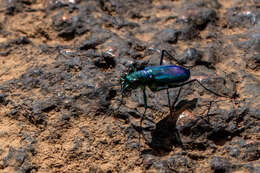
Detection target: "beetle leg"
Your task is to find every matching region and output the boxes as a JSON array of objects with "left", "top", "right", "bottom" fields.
[
  {"left": 161, "top": 49, "right": 183, "bottom": 66},
  {"left": 129, "top": 64, "right": 137, "bottom": 72},
  {"left": 160, "top": 50, "right": 165, "bottom": 65},
  {"left": 166, "top": 88, "right": 173, "bottom": 120},
  {"left": 171, "top": 87, "right": 182, "bottom": 122},
  {"left": 139, "top": 87, "right": 147, "bottom": 152},
  {"left": 149, "top": 85, "right": 169, "bottom": 92},
  {"left": 173, "top": 87, "right": 182, "bottom": 107},
  {"left": 160, "top": 50, "right": 175, "bottom": 122},
  {"left": 170, "top": 79, "right": 227, "bottom": 98}
]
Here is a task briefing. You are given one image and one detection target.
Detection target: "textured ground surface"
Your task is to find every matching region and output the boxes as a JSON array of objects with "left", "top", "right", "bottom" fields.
[{"left": 0, "top": 0, "right": 259, "bottom": 172}]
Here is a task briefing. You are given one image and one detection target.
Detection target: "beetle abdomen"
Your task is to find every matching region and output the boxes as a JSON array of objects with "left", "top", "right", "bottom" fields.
[{"left": 145, "top": 65, "right": 190, "bottom": 84}]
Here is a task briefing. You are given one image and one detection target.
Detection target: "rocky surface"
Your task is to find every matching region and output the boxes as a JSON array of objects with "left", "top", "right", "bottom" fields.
[{"left": 0, "top": 0, "right": 259, "bottom": 172}]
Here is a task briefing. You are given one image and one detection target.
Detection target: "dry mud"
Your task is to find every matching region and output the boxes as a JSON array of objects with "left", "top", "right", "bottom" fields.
[{"left": 0, "top": 0, "right": 259, "bottom": 173}]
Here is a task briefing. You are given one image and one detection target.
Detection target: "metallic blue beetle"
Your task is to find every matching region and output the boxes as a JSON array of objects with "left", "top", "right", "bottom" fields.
[
  {"left": 120, "top": 50, "right": 222, "bottom": 108},
  {"left": 120, "top": 50, "right": 226, "bottom": 149},
  {"left": 121, "top": 65, "right": 190, "bottom": 93}
]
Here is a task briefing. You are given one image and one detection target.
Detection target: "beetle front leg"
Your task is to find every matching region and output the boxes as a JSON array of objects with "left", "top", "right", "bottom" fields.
[
  {"left": 129, "top": 64, "right": 137, "bottom": 72},
  {"left": 139, "top": 87, "right": 147, "bottom": 152}
]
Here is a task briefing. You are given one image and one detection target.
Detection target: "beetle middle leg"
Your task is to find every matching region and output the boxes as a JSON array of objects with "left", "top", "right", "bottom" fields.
[{"left": 160, "top": 50, "right": 183, "bottom": 122}]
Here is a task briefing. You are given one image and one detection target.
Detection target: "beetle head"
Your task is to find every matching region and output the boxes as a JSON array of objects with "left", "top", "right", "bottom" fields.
[{"left": 120, "top": 73, "right": 131, "bottom": 95}]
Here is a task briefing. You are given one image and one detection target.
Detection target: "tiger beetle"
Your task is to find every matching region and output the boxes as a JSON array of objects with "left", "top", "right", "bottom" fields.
[{"left": 120, "top": 49, "right": 228, "bottom": 150}]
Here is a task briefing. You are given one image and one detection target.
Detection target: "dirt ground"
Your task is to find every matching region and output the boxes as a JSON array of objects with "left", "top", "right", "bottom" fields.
[{"left": 0, "top": 0, "right": 259, "bottom": 173}]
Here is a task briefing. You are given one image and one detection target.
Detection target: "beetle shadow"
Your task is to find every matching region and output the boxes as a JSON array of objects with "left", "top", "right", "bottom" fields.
[{"left": 141, "top": 98, "right": 198, "bottom": 155}]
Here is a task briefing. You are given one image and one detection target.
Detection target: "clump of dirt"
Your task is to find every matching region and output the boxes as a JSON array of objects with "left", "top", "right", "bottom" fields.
[{"left": 0, "top": 0, "right": 259, "bottom": 172}]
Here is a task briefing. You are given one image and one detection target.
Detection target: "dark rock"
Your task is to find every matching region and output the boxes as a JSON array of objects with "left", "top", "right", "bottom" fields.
[
  {"left": 32, "top": 99, "right": 58, "bottom": 114},
  {"left": 240, "top": 163, "right": 260, "bottom": 173},
  {"left": 176, "top": 110, "right": 199, "bottom": 135},
  {"left": 60, "top": 113, "right": 70, "bottom": 121},
  {"left": 143, "top": 154, "right": 156, "bottom": 169},
  {"left": 114, "top": 18, "right": 140, "bottom": 29},
  {"left": 195, "top": 0, "right": 221, "bottom": 9},
  {"left": 227, "top": 9, "right": 258, "bottom": 28},
  {"left": 189, "top": 118, "right": 211, "bottom": 138},
  {"left": 154, "top": 28, "right": 180, "bottom": 44},
  {"left": 179, "top": 48, "right": 203, "bottom": 66},
  {"left": 114, "top": 106, "right": 139, "bottom": 121},
  {"left": 252, "top": 33, "right": 260, "bottom": 52},
  {"left": 98, "top": 0, "right": 153, "bottom": 17},
  {"left": 225, "top": 145, "right": 240, "bottom": 158},
  {"left": 46, "top": 0, "right": 75, "bottom": 10},
  {"left": 80, "top": 30, "right": 112, "bottom": 50},
  {"left": 89, "top": 84, "right": 117, "bottom": 112},
  {"left": 51, "top": 5, "right": 99, "bottom": 39},
  {"left": 241, "top": 142, "right": 260, "bottom": 161},
  {"left": 18, "top": 132, "right": 37, "bottom": 145},
  {"left": 94, "top": 50, "right": 116, "bottom": 69},
  {"left": 0, "top": 93, "right": 8, "bottom": 105},
  {"left": 0, "top": 49, "right": 11, "bottom": 56},
  {"left": 4, "top": 0, "right": 30, "bottom": 15},
  {"left": 52, "top": 12, "right": 78, "bottom": 39},
  {"left": 46, "top": 128, "right": 62, "bottom": 143},
  {"left": 89, "top": 166, "right": 106, "bottom": 173},
  {"left": 211, "top": 156, "right": 231, "bottom": 173},
  {"left": 125, "top": 34, "right": 146, "bottom": 52},
  {"left": 239, "top": 74, "right": 260, "bottom": 100},
  {"left": 168, "top": 155, "right": 191, "bottom": 171},
  {"left": 124, "top": 125, "right": 139, "bottom": 149},
  {"left": 178, "top": 8, "right": 217, "bottom": 29},
  {"left": 99, "top": 36, "right": 131, "bottom": 59},
  {"left": 2, "top": 146, "right": 36, "bottom": 172},
  {"left": 200, "top": 46, "right": 218, "bottom": 67},
  {"left": 250, "top": 106, "right": 260, "bottom": 120},
  {"left": 15, "top": 36, "right": 30, "bottom": 45},
  {"left": 20, "top": 67, "right": 44, "bottom": 90},
  {"left": 179, "top": 24, "right": 200, "bottom": 40},
  {"left": 246, "top": 53, "right": 260, "bottom": 70},
  {"left": 236, "top": 33, "right": 260, "bottom": 52},
  {"left": 198, "top": 76, "right": 236, "bottom": 98},
  {"left": 151, "top": 160, "right": 169, "bottom": 173},
  {"left": 207, "top": 127, "right": 231, "bottom": 145},
  {"left": 80, "top": 126, "right": 90, "bottom": 138},
  {"left": 22, "top": 111, "right": 47, "bottom": 126},
  {"left": 106, "top": 125, "right": 116, "bottom": 138},
  {"left": 185, "top": 141, "right": 208, "bottom": 151}
]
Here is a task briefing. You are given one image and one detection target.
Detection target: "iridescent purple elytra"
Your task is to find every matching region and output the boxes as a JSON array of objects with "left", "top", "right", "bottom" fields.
[{"left": 122, "top": 65, "right": 190, "bottom": 93}]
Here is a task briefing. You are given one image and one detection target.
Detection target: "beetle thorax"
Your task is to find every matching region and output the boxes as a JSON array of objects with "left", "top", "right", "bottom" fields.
[
  {"left": 127, "top": 70, "right": 152, "bottom": 85},
  {"left": 125, "top": 73, "right": 140, "bottom": 89}
]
